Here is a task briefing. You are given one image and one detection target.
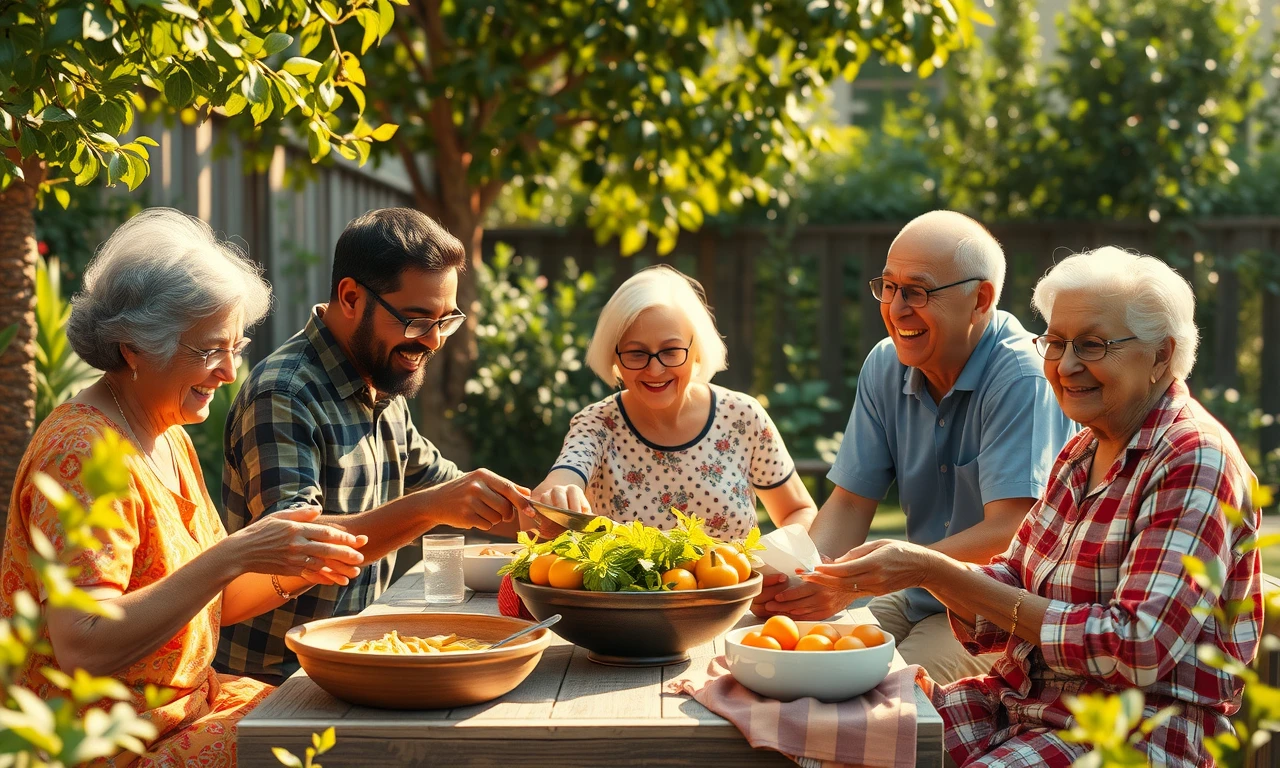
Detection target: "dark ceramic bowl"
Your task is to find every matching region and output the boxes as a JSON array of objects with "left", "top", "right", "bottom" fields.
[{"left": 513, "top": 574, "right": 762, "bottom": 667}]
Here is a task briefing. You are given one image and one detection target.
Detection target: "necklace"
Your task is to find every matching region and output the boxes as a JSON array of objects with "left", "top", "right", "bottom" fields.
[{"left": 103, "top": 378, "right": 179, "bottom": 489}]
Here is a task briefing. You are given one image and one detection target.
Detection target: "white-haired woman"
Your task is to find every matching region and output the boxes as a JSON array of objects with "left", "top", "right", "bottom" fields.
[
  {"left": 529, "top": 264, "right": 816, "bottom": 540},
  {"left": 0, "top": 209, "right": 367, "bottom": 766},
  {"left": 799, "top": 247, "right": 1260, "bottom": 767}
]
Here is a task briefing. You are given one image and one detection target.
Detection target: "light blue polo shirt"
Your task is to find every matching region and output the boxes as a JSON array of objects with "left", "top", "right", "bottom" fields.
[{"left": 828, "top": 310, "right": 1077, "bottom": 621}]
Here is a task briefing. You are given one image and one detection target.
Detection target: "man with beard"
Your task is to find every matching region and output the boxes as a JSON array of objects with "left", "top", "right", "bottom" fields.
[{"left": 215, "top": 208, "right": 532, "bottom": 683}]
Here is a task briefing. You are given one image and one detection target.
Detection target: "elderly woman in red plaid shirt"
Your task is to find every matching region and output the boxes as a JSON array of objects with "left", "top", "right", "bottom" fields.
[{"left": 802, "top": 247, "right": 1262, "bottom": 767}]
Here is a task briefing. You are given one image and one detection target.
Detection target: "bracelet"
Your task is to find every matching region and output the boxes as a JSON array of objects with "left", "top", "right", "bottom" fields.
[
  {"left": 1010, "top": 588, "right": 1028, "bottom": 637},
  {"left": 271, "top": 574, "right": 299, "bottom": 600}
]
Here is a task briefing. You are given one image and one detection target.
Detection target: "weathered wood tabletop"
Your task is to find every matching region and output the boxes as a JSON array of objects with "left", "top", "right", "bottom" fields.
[{"left": 238, "top": 565, "right": 944, "bottom": 767}]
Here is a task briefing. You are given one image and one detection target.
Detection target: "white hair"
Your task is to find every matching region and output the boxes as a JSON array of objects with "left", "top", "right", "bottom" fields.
[
  {"left": 68, "top": 208, "right": 273, "bottom": 371},
  {"left": 954, "top": 235, "right": 1007, "bottom": 307},
  {"left": 586, "top": 265, "right": 728, "bottom": 385},
  {"left": 1031, "top": 246, "right": 1198, "bottom": 380}
]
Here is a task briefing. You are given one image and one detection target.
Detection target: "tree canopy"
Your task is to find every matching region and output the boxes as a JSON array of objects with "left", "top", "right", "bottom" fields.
[
  {"left": 0, "top": 0, "right": 400, "bottom": 198},
  {"left": 332, "top": 0, "right": 992, "bottom": 255}
]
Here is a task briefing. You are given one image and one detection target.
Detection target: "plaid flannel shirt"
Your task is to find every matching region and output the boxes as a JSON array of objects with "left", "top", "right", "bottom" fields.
[
  {"left": 215, "top": 306, "right": 461, "bottom": 680},
  {"left": 934, "top": 380, "right": 1262, "bottom": 768}
]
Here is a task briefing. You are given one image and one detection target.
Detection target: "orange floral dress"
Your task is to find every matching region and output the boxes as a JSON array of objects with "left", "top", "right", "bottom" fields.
[{"left": 0, "top": 403, "right": 273, "bottom": 767}]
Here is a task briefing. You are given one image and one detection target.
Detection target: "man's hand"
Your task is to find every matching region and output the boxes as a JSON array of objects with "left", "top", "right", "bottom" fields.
[{"left": 420, "top": 469, "right": 534, "bottom": 531}]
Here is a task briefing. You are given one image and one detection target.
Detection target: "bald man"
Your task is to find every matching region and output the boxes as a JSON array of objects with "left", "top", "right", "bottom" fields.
[{"left": 754, "top": 211, "right": 1076, "bottom": 684}]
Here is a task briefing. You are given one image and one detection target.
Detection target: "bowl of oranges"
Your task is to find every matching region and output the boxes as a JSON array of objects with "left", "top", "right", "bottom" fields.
[
  {"left": 723, "top": 616, "right": 896, "bottom": 702},
  {"left": 507, "top": 513, "right": 762, "bottom": 666}
]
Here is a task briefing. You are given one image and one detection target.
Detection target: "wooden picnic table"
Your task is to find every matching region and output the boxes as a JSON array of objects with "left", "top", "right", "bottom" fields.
[{"left": 238, "top": 564, "right": 944, "bottom": 767}]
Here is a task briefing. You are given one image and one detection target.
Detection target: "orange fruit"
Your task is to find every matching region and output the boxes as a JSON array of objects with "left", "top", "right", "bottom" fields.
[
  {"left": 661, "top": 568, "right": 698, "bottom": 591},
  {"left": 528, "top": 553, "right": 559, "bottom": 586},
  {"left": 834, "top": 635, "right": 868, "bottom": 651},
  {"left": 805, "top": 623, "right": 842, "bottom": 643},
  {"left": 711, "top": 545, "right": 752, "bottom": 582},
  {"left": 547, "top": 557, "right": 584, "bottom": 589},
  {"left": 795, "top": 634, "right": 835, "bottom": 651},
  {"left": 740, "top": 631, "right": 783, "bottom": 650},
  {"left": 697, "top": 562, "right": 740, "bottom": 589},
  {"left": 675, "top": 558, "right": 698, "bottom": 572},
  {"left": 695, "top": 550, "right": 741, "bottom": 589},
  {"left": 849, "top": 624, "right": 887, "bottom": 648},
  {"left": 760, "top": 615, "right": 800, "bottom": 651}
]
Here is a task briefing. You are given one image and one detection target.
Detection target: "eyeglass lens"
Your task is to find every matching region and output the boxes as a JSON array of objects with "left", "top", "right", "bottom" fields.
[
  {"left": 617, "top": 348, "right": 689, "bottom": 370},
  {"left": 404, "top": 314, "right": 466, "bottom": 340}
]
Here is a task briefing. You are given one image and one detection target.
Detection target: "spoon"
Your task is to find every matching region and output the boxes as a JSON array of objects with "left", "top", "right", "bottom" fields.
[{"left": 490, "top": 614, "right": 562, "bottom": 649}]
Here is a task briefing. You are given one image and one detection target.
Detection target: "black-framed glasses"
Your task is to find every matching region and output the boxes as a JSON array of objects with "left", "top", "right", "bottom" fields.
[
  {"left": 868, "top": 276, "right": 985, "bottom": 308},
  {"left": 356, "top": 280, "right": 467, "bottom": 340},
  {"left": 1033, "top": 334, "right": 1138, "bottom": 361},
  {"left": 615, "top": 341, "right": 692, "bottom": 370},
  {"left": 180, "top": 338, "right": 251, "bottom": 370}
]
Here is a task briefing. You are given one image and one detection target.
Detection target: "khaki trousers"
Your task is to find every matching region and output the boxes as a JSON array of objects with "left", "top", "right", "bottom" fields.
[{"left": 867, "top": 590, "right": 1001, "bottom": 685}]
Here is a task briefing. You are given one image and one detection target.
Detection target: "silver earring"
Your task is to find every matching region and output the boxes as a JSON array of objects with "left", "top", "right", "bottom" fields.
[{"left": 131, "top": 369, "right": 137, "bottom": 381}]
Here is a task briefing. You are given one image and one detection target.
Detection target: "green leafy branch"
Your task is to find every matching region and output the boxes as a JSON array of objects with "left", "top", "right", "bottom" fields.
[
  {"left": 272, "top": 726, "right": 336, "bottom": 768},
  {"left": 0, "top": 431, "right": 179, "bottom": 766},
  {"left": 0, "top": 0, "right": 403, "bottom": 202},
  {"left": 1059, "top": 481, "right": 1280, "bottom": 766}
]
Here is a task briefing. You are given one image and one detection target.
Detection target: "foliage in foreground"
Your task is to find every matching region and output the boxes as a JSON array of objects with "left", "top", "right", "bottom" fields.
[
  {"left": 0, "top": 432, "right": 172, "bottom": 765},
  {"left": 1060, "top": 490, "right": 1280, "bottom": 767}
]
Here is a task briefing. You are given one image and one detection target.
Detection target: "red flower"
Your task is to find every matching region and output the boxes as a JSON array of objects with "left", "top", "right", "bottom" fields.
[
  {"left": 715, "top": 439, "right": 730, "bottom": 452},
  {"left": 37, "top": 241, "right": 49, "bottom": 256}
]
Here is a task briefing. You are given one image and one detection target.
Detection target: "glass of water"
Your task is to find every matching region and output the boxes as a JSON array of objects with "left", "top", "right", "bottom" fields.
[{"left": 421, "top": 534, "right": 466, "bottom": 604}]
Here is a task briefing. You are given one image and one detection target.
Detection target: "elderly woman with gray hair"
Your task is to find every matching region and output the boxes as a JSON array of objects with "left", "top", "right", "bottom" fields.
[
  {"left": 0, "top": 209, "right": 367, "bottom": 766},
  {"left": 801, "top": 247, "right": 1261, "bottom": 767}
]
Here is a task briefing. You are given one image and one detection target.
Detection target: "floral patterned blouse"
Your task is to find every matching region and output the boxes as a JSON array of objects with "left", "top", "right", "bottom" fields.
[{"left": 550, "top": 385, "right": 795, "bottom": 540}]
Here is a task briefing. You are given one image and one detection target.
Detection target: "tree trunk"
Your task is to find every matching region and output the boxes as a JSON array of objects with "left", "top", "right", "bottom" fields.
[
  {"left": 0, "top": 153, "right": 43, "bottom": 535},
  {"left": 417, "top": 214, "right": 482, "bottom": 469}
]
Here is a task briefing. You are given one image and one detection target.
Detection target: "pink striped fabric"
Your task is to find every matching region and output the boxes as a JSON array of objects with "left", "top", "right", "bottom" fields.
[{"left": 672, "top": 656, "right": 928, "bottom": 768}]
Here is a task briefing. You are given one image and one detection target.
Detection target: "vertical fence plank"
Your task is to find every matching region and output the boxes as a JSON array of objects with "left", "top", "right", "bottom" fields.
[
  {"left": 735, "top": 237, "right": 756, "bottom": 393},
  {"left": 818, "top": 234, "right": 844, "bottom": 405},
  {"left": 858, "top": 234, "right": 883, "bottom": 364},
  {"left": 1214, "top": 231, "right": 1240, "bottom": 390},
  {"left": 1262, "top": 225, "right": 1280, "bottom": 460}
]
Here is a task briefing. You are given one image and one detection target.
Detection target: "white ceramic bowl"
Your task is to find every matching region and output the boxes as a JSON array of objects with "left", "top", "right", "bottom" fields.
[
  {"left": 724, "top": 621, "right": 896, "bottom": 703},
  {"left": 462, "top": 543, "right": 520, "bottom": 592}
]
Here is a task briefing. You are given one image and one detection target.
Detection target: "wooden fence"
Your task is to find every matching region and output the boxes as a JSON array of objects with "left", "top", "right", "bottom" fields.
[
  {"left": 483, "top": 218, "right": 1280, "bottom": 456},
  {"left": 111, "top": 117, "right": 415, "bottom": 351}
]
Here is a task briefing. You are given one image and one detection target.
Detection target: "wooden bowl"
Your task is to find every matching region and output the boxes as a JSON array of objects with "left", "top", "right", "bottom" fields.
[
  {"left": 284, "top": 612, "right": 551, "bottom": 709},
  {"left": 513, "top": 574, "right": 761, "bottom": 667}
]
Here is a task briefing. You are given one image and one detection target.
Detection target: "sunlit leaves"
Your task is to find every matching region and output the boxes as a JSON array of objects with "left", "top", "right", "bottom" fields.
[
  {"left": 0, "top": 1, "right": 402, "bottom": 202},
  {"left": 357, "top": 0, "right": 980, "bottom": 254},
  {"left": 273, "top": 726, "right": 337, "bottom": 768},
  {"left": 0, "top": 437, "right": 163, "bottom": 766},
  {"left": 1059, "top": 690, "right": 1169, "bottom": 767}
]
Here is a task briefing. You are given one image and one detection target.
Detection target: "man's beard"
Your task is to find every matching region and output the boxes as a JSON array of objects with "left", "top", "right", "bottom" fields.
[{"left": 350, "top": 315, "right": 435, "bottom": 398}]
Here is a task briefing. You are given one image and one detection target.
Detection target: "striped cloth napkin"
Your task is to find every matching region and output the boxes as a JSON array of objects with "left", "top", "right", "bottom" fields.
[{"left": 672, "top": 656, "right": 930, "bottom": 768}]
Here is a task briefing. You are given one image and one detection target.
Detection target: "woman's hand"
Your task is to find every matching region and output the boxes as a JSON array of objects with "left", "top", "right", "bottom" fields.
[
  {"left": 537, "top": 484, "right": 592, "bottom": 514},
  {"left": 227, "top": 507, "right": 368, "bottom": 585},
  {"left": 517, "top": 485, "right": 589, "bottom": 541},
  {"left": 799, "top": 539, "right": 938, "bottom": 596}
]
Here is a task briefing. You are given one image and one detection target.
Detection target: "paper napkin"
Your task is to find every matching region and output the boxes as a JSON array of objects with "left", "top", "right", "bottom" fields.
[{"left": 756, "top": 524, "right": 823, "bottom": 577}]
